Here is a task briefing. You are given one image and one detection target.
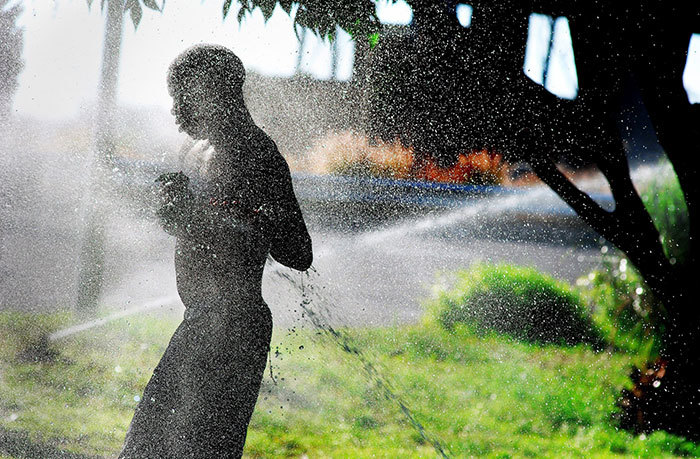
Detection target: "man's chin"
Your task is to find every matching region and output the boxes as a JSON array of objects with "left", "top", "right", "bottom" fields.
[{"left": 178, "top": 125, "right": 200, "bottom": 138}]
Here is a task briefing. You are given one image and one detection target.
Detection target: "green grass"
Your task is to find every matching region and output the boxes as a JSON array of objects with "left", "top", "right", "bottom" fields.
[{"left": 1, "top": 311, "right": 699, "bottom": 458}]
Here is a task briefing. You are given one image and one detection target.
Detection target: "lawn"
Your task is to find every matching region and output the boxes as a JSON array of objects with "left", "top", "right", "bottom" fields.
[{"left": 1, "top": 310, "right": 699, "bottom": 458}]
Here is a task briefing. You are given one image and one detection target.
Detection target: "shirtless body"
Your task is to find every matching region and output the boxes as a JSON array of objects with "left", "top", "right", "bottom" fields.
[{"left": 119, "top": 44, "right": 312, "bottom": 459}]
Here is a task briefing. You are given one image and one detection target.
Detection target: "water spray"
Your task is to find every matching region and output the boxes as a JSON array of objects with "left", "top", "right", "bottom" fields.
[{"left": 271, "top": 267, "right": 451, "bottom": 458}]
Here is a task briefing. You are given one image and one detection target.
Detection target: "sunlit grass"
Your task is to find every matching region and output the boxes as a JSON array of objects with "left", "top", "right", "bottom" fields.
[{"left": 1, "top": 311, "right": 699, "bottom": 458}]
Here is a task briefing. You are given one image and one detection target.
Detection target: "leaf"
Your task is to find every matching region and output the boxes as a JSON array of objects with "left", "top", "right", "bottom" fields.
[
  {"left": 327, "top": 26, "right": 337, "bottom": 43},
  {"left": 126, "top": 0, "right": 142, "bottom": 29},
  {"left": 260, "top": 0, "right": 276, "bottom": 22},
  {"left": 340, "top": 2, "right": 380, "bottom": 39},
  {"left": 222, "top": 0, "right": 233, "bottom": 19},
  {"left": 142, "top": 0, "right": 161, "bottom": 12},
  {"left": 368, "top": 31, "right": 379, "bottom": 49},
  {"left": 294, "top": 7, "right": 307, "bottom": 30},
  {"left": 237, "top": 6, "right": 247, "bottom": 23},
  {"left": 278, "top": 0, "right": 293, "bottom": 14}
]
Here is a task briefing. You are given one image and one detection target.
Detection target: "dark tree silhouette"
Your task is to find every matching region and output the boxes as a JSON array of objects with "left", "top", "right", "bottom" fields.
[
  {"left": 112, "top": 0, "right": 699, "bottom": 438},
  {"left": 288, "top": 0, "right": 700, "bottom": 438},
  {"left": 0, "top": 0, "right": 23, "bottom": 125}
]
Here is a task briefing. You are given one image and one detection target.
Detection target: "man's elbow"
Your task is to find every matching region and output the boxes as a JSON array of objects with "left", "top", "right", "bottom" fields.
[
  {"left": 288, "top": 248, "right": 313, "bottom": 272},
  {"left": 298, "top": 249, "right": 313, "bottom": 271},
  {"left": 271, "top": 242, "right": 313, "bottom": 271}
]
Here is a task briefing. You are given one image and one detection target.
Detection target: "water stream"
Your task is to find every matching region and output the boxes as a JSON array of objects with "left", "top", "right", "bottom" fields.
[
  {"left": 262, "top": 184, "right": 598, "bottom": 457},
  {"left": 46, "top": 185, "right": 583, "bottom": 457},
  {"left": 45, "top": 164, "right": 660, "bottom": 456},
  {"left": 272, "top": 267, "right": 451, "bottom": 458}
]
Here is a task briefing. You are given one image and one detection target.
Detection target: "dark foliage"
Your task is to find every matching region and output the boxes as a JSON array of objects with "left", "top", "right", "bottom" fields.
[
  {"left": 0, "top": 0, "right": 23, "bottom": 124},
  {"left": 108, "top": 0, "right": 700, "bottom": 439}
]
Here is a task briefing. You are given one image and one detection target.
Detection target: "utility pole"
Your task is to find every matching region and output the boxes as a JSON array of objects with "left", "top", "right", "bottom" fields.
[
  {"left": 330, "top": 26, "right": 339, "bottom": 80},
  {"left": 76, "top": 0, "right": 125, "bottom": 314},
  {"left": 95, "top": 0, "right": 125, "bottom": 162},
  {"left": 296, "top": 27, "right": 307, "bottom": 75},
  {"left": 542, "top": 16, "right": 556, "bottom": 91}
]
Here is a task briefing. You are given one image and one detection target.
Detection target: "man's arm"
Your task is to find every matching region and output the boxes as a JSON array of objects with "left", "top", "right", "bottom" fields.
[
  {"left": 156, "top": 172, "right": 260, "bottom": 241},
  {"left": 267, "top": 159, "right": 313, "bottom": 271}
]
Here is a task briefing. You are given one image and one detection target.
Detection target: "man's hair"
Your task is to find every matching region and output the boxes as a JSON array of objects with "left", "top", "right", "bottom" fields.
[{"left": 167, "top": 44, "right": 246, "bottom": 98}]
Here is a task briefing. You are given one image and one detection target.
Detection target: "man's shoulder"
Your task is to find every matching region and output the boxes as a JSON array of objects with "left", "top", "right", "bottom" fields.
[{"left": 255, "top": 133, "right": 290, "bottom": 176}]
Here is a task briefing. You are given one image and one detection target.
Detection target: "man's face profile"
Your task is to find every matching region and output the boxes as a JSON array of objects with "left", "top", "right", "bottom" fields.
[
  {"left": 169, "top": 80, "right": 211, "bottom": 139},
  {"left": 167, "top": 45, "right": 248, "bottom": 142}
]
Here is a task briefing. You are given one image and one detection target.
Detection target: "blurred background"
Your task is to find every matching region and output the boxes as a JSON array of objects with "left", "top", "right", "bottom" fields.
[
  {"left": 1, "top": 1, "right": 698, "bottom": 457},
  {"left": 2, "top": 0, "right": 697, "bottom": 315}
]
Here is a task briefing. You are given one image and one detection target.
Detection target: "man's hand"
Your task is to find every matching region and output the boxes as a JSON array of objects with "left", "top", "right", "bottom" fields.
[
  {"left": 155, "top": 172, "right": 193, "bottom": 234},
  {"left": 156, "top": 171, "right": 191, "bottom": 206}
]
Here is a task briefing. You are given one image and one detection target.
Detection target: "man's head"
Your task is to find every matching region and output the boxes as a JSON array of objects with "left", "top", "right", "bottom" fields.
[{"left": 167, "top": 44, "right": 246, "bottom": 139}]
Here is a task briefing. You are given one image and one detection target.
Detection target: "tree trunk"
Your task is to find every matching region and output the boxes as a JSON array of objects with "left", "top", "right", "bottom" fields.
[
  {"left": 553, "top": 3, "right": 700, "bottom": 437},
  {"left": 619, "top": 284, "right": 700, "bottom": 440}
]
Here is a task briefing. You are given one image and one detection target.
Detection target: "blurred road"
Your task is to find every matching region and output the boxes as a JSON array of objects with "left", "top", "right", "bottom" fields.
[
  {"left": 299, "top": 229, "right": 602, "bottom": 327},
  {"left": 96, "top": 190, "right": 605, "bottom": 328},
  {"left": 0, "top": 147, "right": 606, "bottom": 327}
]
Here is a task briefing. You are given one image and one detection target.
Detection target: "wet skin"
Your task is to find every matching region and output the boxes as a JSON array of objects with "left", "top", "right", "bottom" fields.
[{"left": 120, "top": 67, "right": 312, "bottom": 458}]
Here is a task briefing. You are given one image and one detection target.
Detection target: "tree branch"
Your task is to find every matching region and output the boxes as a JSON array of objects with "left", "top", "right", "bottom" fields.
[{"left": 527, "top": 156, "right": 617, "bottom": 238}]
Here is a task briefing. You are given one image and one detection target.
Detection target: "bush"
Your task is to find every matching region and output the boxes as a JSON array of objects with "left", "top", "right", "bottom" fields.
[
  {"left": 641, "top": 159, "right": 689, "bottom": 265},
  {"left": 576, "top": 251, "right": 666, "bottom": 361},
  {"left": 427, "top": 264, "right": 603, "bottom": 347},
  {"left": 0, "top": 0, "right": 24, "bottom": 124},
  {"left": 304, "top": 131, "right": 506, "bottom": 185}
]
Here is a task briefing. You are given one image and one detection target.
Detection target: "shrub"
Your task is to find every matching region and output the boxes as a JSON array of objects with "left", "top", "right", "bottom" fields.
[
  {"left": 427, "top": 264, "right": 603, "bottom": 347},
  {"left": 305, "top": 131, "right": 414, "bottom": 180},
  {"left": 304, "top": 131, "right": 506, "bottom": 185},
  {"left": 0, "top": 0, "right": 24, "bottom": 125},
  {"left": 641, "top": 159, "right": 689, "bottom": 265},
  {"left": 576, "top": 251, "right": 666, "bottom": 361}
]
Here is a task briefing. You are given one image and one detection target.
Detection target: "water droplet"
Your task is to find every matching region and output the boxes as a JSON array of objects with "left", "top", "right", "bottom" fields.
[
  {"left": 635, "top": 287, "right": 644, "bottom": 295},
  {"left": 652, "top": 380, "right": 661, "bottom": 388},
  {"left": 114, "top": 365, "right": 122, "bottom": 373},
  {"left": 601, "top": 245, "right": 609, "bottom": 254},
  {"left": 134, "top": 395, "right": 141, "bottom": 402}
]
